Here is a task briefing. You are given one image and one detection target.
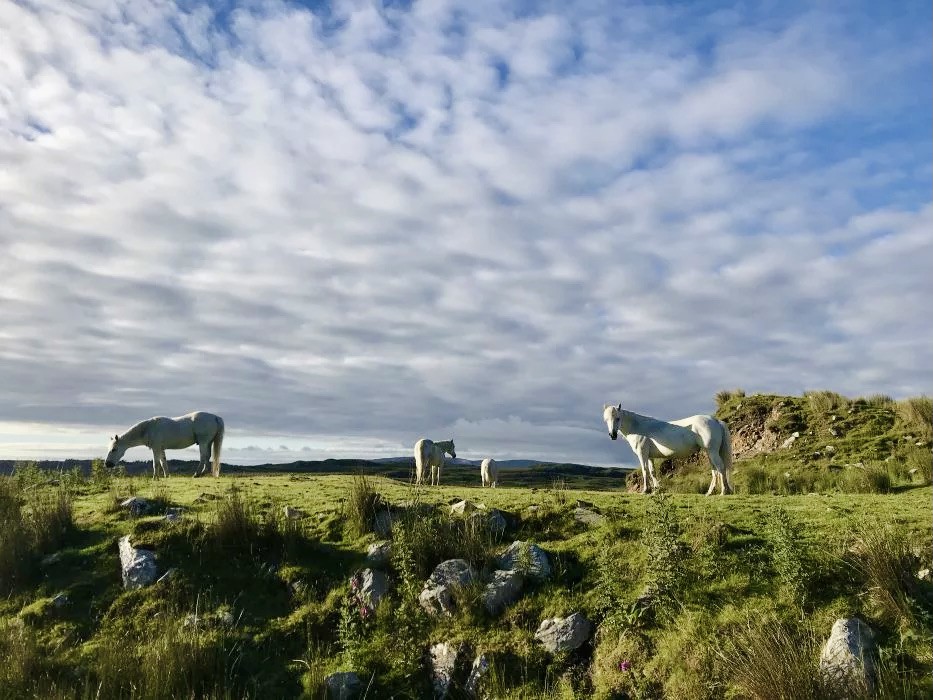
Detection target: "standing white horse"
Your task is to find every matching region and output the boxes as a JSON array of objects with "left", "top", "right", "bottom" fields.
[
  {"left": 603, "top": 403, "right": 733, "bottom": 495},
  {"left": 414, "top": 438, "right": 456, "bottom": 486},
  {"left": 105, "top": 411, "right": 225, "bottom": 478},
  {"left": 480, "top": 458, "right": 499, "bottom": 488}
]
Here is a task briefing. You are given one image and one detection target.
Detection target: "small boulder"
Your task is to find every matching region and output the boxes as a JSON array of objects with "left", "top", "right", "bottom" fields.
[
  {"left": 164, "top": 507, "right": 184, "bottom": 523},
  {"left": 918, "top": 568, "right": 931, "bottom": 581},
  {"left": 464, "top": 654, "right": 490, "bottom": 698},
  {"left": 324, "top": 671, "right": 361, "bottom": 700},
  {"left": 120, "top": 497, "right": 149, "bottom": 516},
  {"left": 366, "top": 540, "right": 392, "bottom": 565},
  {"left": 284, "top": 505, "right": 307, "bottom": 520},
  {"left": 469, "top": 508, "right": 509, "bottom": 536},
  {"left": 373, "top": 510, "right": 393, "bottom": 537},
  {"left": 534, "top": 612, "right": 593, "bottom": 653},
  {"left": 450, "top": 500, "right": 479, "bottom": 516},
  {"left": 419, "top": 559, "right": 475, "bottom": 616},
  {"left": 575, "top": 499, "right": 596, "bottom": 509},
  {"left": 780, "top": 432, "right": 800, "bottom": 449},
  {"left": 498, "top": 541, "right": 551, "bottom": 580},
  {"left": 819, "top": 618, "right": 876, "bottom": 693},
  {"left": 428, "top": 642, "right": 462, "bottom": 698},
  {"left": 351, "top": 568, "right": 389, "bottom": 610},
  {"left": 118, "top": 536, "right": 158, "bottom": 589},
  {"left": 574, "top": 507, "right": 604, "bottom": 526},
  {"left": 482, "top": 569, "right": 524, "bottom": 615}
]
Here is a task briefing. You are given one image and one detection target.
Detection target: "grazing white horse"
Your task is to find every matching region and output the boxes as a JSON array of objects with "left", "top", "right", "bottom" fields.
[
  {"left": 480, "top": 458, "right": 499, "bottom": 488},
  {"left": 414, "top": 438, "right": 456, "bottom": 486},
  {"left": 105, "top": 411, "right": 225, "bottom": 478},
  {"left": 603, "top": 403, "right": 733, "bottom": 495}
]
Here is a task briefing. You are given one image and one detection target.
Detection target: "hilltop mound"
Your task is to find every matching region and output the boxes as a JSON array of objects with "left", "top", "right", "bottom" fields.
[{"left": 664, "top": 391, "right": 932, "bottom": 493}]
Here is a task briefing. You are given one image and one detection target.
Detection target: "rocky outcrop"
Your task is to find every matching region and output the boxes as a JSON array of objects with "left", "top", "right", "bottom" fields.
[
  {"left": 118, "top": 536, "right": 158, "bottom": 589},
  {"left": 482, "top": 569, "right": 523, "bottom": 615},
  {"left": 419, "top": 559, "right": 476, "bottom": 615},
  {"left": 366, "top": 540, "right": 392, "bottom": 565},
  {"left": 428, "top": 642, "right": 462, "bottom": 698}
]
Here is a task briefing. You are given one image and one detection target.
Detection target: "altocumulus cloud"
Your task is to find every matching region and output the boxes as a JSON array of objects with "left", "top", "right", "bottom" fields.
[{"left": 0, "top": 0, "right": 930, "bottom": 465}]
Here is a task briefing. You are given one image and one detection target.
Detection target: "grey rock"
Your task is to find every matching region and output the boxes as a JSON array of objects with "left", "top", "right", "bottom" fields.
[
  {"left": 498, "top": 541, "right": 551, "bottom": 580},
  {"left": 164, "top": 507, "right": 184, "bottom": 522},
  {"left": 482, "top": 569, "right": 524, "bottom": 615},
  {"left": 819, "top": 618, "right": 876, "bottom": 693},
  {"left": 575, "top": 499, "right": 596, "bottom": 509},
  {"left": 352, "top": 568, "right": 389, "bottom": 609},
  {"left": 574, "top": 507, "right": 605, "bottom": 526},
  {"left": 120, "top": 497, "right": 149, "bottom": 516},
  {"left": 535, "top": 612, "right": 593, "bottom": 653},
  {"left": 118, "top": 535, "right": 158, "bottom": 589},
  {"left": 450, "top": 500, "right": 479, "bottom": 516},
  {"left": 780, "top": 431, "right": 800, "bottom": 449},
  {"left": 373, "top": 510, "right": 393, "bottom": 537},
  {"left": 917, "top": 568, "right": 931, "bottom": 581},
  {"left": 284, "top": 505, "right": 307, "bottom": 520},
  {"left": 824, "top": 445, "right": 837, "bottom": 453},
  {"left": 366, "top": 540, "right": 392, "bottom": 565},
  {"left": 419, "top": 559, "right": 475, "bottom": 616},
  {"left": 464, "top": 654, "right": 489, "bottom": 698},
  {"left": 469, "top": 508, "right": 508, "bottom": 535},
  {"left": 324, "top": 671, "right": 361, "bottom": 700},
  {"left": 428, "top": 642, "right": 461, "bottom": 698}
]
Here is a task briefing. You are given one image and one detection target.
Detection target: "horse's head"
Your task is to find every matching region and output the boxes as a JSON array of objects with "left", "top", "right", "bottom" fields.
[
  {"left": 603, "top": 403, "right": 622, "bottom": 440},
  {"left": 105, "top": 434, "right": 126, "bottom": 468},
  {"left": 446, "top": 441, "right": 456, "bottom": 459}
]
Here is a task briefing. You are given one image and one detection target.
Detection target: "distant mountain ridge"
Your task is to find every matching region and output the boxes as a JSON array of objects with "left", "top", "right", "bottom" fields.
[{"left": 372, "top": 456, "right": 564, "bottom": 469}]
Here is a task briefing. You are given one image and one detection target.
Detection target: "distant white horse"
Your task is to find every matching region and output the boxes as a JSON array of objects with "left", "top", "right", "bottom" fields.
[
  {"left": 480, "top": 458, "right": 499, "bottom": 488},
  {"left": 603, "top": 403, "right": 733, "bottom": 495},
  {"left": 414, "top": 438, "right": 456, "bottom": 486},
  {"left": 105, "top": 411, "right": 225, "bottom": 478}
]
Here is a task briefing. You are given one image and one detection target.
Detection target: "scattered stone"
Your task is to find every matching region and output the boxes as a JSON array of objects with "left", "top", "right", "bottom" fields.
[
  {"left": 366, "top": 540, "right": 392, "bottom": 565},
  {"left": 351, "top": 568, "right": 389, "bottom": 610},
  {"left": 284, "top": 505, "right": 307, "bottom": 520},
  {"left": 534, "top": 612, "right": 593, "bottom": 653},
  {"left": 373, "top": 510, "right": 393, "bottom": 537},
  {"left": 464, "top": 654, "right": 489, "bottom": 698},
  {"left": 780, "top": 432, "right": 800, "bottom": 449},
  {"left": 908, "top": 468, "right": 920, "bottom": 478},
  {"left": 324, "top": 671, "right": 361, "bottom": 700},
  {"left": 469, "top": 508, "right": 508, "bottom": 535},
  {"left": 118, "top": 535, "right": 158, "bottom": 589},
  {"left": 164, "top": 507, "right": 184, "bottom": 522},
  {"left": 574, "top": 507, "right": 605, "bottom": 526},
  {"left": 526, "top": 505, "right": 540, "bottom": 513},
  {"left": 41, "top": 552, "right": 63, "bottom": 567},
  {"left": 819, "top": 618, "right": 876, "bottom": 693},
  {"left": 830, "top": 428, "right": 839, "bottom": 437},
  {"left": 450, "top": 500, "right": 479, "bottom": 516},
  {"left": 831, "top": 415, "right": 838, "bottom": 422},
  {"left": 120, "top": 496, "right": 149, "bottom": 516},
  {"left": 428, "top": 642, "right": 462, "bottom": 698},
  {"left": 156, "top": 568, "right": 177, "bottom": 585},
  {"left": 824, "top": 445, "right": 836, "bottom": 453},
  {"left": 482, "top": 569, "right": 524, "bottom": 615},
  {"left": 575, "top": 499, "right": 596, "bottom": 509},
  {"left": 51, "top": 593, "right": 69, "bottom": 609},
  {"left": 916, "top": 441, "right": 926, "bottom": 447},
  {"left": 498, "top": 541, "right": 551, "bottom": 580},
  {"left": 918, "top": 568, "right": 931, "bottom": 581},
  {"left": 419, "top": 559, "right": 475, "bottom": 616}
]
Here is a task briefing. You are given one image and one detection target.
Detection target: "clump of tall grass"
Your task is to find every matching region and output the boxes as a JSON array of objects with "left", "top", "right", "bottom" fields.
[
  {"left": 201, "top": 486, "right": 304, "bottom": 561},
  {"left": 897, "top": 396, "right": 933, "bottom": 442},
  {"left": 839, "top": 464, "right": 893, "bottom": 494},
  {"left": 715, "top": 388, "right": 745, "bottom": 407},
  {"left": 551, "top": 477, "right": 568, "bottom": 506},
  {"left": 636, "top": 493, "right": 688, "bottom": 615},
  {"left": 766, "top": 508, "right": 810, "bottom": 605},
  {"left": 903, "top": 446, "right": 931, "bottom": 484},
  {"left": 0, "top": 476, "right": 75, "bottom": 593},
  {"left": 344, "top": 473, "right": 384, "bottom": 537},
  {"left": 848, "top": 523, "right": 925, "bottom": 627},
  {"left": 722, "top": 616, "right": 859, "bottom": 700},
  {"left": 805, "top": 390, "right": 849, "bottom": 415}
]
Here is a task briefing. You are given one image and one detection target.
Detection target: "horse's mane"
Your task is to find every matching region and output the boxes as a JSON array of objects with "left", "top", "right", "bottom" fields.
[{"left": 120, "top": 419, "right": 151, "bottom": 444}]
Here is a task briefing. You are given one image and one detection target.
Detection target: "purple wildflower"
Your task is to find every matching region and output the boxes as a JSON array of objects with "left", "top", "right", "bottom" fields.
[{"left": 618, "top": 660, "right": 631, "bottom": 672}]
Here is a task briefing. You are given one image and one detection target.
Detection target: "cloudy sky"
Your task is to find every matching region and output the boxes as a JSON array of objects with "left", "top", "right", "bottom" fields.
[{"left": 1, "top": 0, "right": 930, "bottom": 467}]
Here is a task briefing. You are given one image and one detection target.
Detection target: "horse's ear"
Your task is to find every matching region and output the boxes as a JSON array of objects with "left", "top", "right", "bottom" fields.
[
  {"left": 617, "top": 403, "right": 621, "bottom": 410},
  {"left": 604, "top": 404, "right": 609, "bottom": 410}
]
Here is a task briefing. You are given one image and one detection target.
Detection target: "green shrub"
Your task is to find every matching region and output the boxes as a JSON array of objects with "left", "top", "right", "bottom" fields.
[
  {"left": 741, "top": 466, "right": 772, "bottom": 494},
  {"left": 767, "top": 508, "right": 810, "bottom": 605},
  {"left": 638, "top": 493, "right": 688, "bottom": 613},
  {"left": 903, "top": 446, "right": 931, "bottom": 484},
  {"left": 840, "top": 464, "right": 893, "bottom": 494},
  {"left": 715, "top": 388, "right": 745, "bottom": 407}
]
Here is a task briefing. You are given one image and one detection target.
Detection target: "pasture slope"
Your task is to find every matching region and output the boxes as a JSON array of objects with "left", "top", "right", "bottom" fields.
[{"left": 0, "top": 391, "right": 931, "bottom": 699}]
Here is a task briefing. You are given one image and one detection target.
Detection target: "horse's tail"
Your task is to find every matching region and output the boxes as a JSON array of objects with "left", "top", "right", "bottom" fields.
[
  {"left": 211, "top": 416, "right": 224, "bottom": 477},
  {"left": 719, "top": 420, "right": 733, "bottom": 493}
]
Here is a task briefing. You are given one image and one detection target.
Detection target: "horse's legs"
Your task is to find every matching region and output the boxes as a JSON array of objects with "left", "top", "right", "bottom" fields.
[
  {"left": 646, "top": 459, "right": 660, "bottom": 490},
  {"left": 706, "top": 447, "right": 731, "bottom": 496},
  {"left": 160, "top": 450, "right": 169, "bottom": 478},
  {"left": 705, "top": 470, "right": 718, "bottom": 496},
  {"left": 198, "top": 441, "right": 211, "bottom": 477},
  {"left": 639, "top": 460, "right": 649, "bottom": 493},
  {"left": 152, "top": 450, "right": 159, "bottom": 479}
]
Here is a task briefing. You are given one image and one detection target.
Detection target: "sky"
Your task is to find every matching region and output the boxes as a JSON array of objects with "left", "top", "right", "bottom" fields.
[{"left": 0, "top": 0, "right": 930, "bottom": 467}]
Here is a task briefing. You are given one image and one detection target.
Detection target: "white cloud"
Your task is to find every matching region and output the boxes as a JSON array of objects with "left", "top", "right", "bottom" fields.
[{"left": 0, "top": 0, "right": 929, "bottom": 464}]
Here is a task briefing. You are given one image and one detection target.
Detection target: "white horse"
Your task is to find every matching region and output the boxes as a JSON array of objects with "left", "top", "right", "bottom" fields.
[
  {"left": 414, "top": 438, "right": 456, "bottom": 486},
  {"left": 105, "top": 411, "right": 225, "bottom": 478},
  {"left": 603, "top": 403, "right": 733, "bottom": 495},
  {"left": 480, "top": 458, "right": 499, "bottom": 488}
]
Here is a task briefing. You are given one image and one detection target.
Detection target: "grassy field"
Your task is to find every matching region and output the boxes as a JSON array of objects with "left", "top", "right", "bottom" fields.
[{"left": 1, "top": 464, "right": 931, "bottom": 699}]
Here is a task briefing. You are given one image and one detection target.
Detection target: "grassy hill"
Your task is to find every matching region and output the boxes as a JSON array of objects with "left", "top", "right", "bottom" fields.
[{"left": 1, "top": 391, "right": 930, "bottom": 698}]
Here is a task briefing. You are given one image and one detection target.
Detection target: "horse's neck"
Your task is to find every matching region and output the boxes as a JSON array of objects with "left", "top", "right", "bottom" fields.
[
  {"left": 435, "top": 441, "right": 453, "bottom": 453},
  {"left": 121, "top": 420, "right": 151, "bottom": 448},
  {"left": 620, "top": 410, "right": 661, "bottom": 436}
]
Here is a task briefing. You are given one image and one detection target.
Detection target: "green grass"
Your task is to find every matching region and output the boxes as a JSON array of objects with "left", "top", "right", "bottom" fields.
[{"left": 0, "top": 461, "right": 931, "bottom": 698}]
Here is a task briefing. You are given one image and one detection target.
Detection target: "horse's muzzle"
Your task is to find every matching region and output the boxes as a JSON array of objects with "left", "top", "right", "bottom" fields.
[
  {"left": 609, "top": 432, "right": 617, "bottom": 440},
  {"left": 105, "top": 461, "right": 114, "bottom": 468}
]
